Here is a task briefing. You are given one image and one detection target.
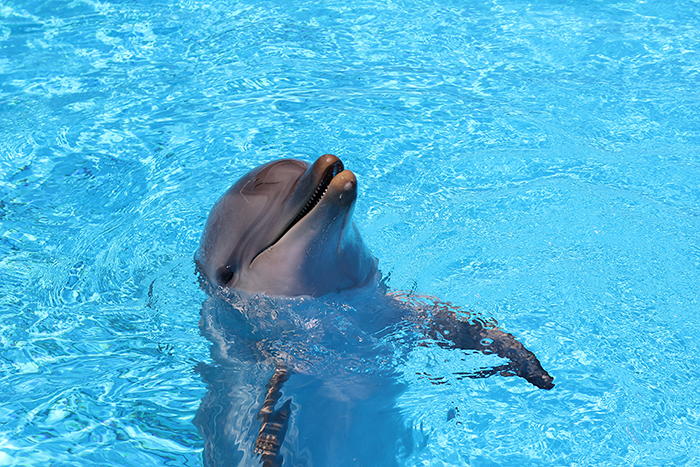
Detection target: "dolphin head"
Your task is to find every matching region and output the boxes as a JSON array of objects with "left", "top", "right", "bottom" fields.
[{"left": 195, "top": 154, "right": 379, "bottom": 297}]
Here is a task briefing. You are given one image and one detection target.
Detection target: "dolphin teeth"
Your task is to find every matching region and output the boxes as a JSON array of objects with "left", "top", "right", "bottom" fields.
[
  {"left": 282, "top": 161, "right": 342, "bottom": 236},
  {"left": 249, "top": 159, "right": 345, "bottom": 266}
]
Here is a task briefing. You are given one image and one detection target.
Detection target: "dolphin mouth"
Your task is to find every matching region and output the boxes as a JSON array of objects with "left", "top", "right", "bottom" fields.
[
  {"left": 285, "top": 159, "right": 345, "bottom": 234},
  {"left": 251, "top": 159, "right": 345, "bottom": 264}
]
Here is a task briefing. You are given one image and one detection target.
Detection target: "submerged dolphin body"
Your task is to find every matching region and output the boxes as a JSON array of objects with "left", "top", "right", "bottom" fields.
[{"left": 194, "top": 155, "right": 554, "bottom": 467}]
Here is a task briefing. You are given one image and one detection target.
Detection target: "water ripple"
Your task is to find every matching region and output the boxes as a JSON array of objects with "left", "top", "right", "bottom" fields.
[{"left": 2, "top": 0, "right": 700, "bottom": 465}]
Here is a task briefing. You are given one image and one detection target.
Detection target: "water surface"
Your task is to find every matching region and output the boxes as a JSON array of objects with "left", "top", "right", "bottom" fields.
[{"left": 2, "top": 0, "right": 700, "bottom": 465}]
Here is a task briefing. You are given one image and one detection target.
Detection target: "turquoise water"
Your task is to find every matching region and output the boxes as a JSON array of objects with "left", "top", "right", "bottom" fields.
[{"left": 2, "top": 0, "right": 700, "bottom": 465}]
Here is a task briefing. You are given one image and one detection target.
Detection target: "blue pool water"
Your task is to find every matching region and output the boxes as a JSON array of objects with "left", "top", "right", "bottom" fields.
[{"left": 2, "top": 0, "right": 700, "bottom": 465}]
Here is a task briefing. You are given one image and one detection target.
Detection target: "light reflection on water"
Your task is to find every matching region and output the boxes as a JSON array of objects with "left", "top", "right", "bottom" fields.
[{"left": 2, "top": 0, "right": 700, "bottom": 465}]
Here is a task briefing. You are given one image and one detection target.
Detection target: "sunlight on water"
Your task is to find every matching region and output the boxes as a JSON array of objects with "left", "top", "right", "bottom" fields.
[{"left": 2, "top": 0, "right": 700, "bottom": 465}]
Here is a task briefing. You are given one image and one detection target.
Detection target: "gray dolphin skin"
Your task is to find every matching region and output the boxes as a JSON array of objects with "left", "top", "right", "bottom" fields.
[
  {"left": 194, "top": 154, "right": 554, "bottom": 467},
  {"left": 195, "top": 154, "right": 378, "bottom": 297}
]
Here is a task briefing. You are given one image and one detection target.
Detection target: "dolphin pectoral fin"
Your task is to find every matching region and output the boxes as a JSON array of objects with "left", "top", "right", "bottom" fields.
[
  {"left": 453, "top": 364, "right": 512, "bottom": 380},
  {"left": 255, "top": 366, "right": 292, "bottom": 466},
  {"left": 387, "top": 292, "right": 555, "bottom": 389},
  {"left": 430, "top": 313, "right": 555, "bottom": 390},
  {"left": 255, "top": 399, "right": 291, "bottom": 467}
]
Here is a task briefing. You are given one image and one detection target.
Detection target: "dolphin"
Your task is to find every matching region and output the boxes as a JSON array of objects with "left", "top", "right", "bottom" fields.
[
  {"left": 194, "top": 154, "right": 554, "bottom": 467},
  {"left": 195, "top": 155, "right": 377, "bottom": 297}
]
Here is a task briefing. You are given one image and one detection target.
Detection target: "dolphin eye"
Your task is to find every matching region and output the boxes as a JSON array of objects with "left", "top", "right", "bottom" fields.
[{"left": 215, "top": 265, "right": 235, "bottom": 285}]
